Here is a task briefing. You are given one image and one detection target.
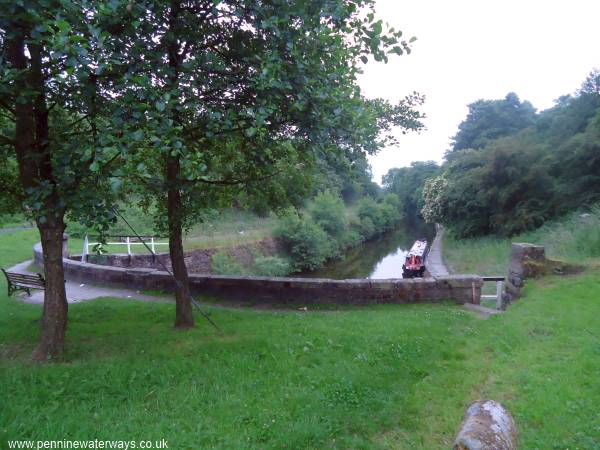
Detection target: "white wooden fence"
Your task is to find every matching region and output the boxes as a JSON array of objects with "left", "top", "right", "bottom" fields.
[{"left": 81, "top": 234, "right": 169, "bottom": 262}]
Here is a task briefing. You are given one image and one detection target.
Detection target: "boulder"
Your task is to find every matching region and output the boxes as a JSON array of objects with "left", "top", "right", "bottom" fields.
[{"left": 453, "top": 400, "right": 518, "bottom": 450}]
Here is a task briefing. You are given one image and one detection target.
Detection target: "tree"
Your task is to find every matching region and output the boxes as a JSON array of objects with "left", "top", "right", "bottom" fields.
[
  {"left": 579, "top": 68, "right": 600, "bottom": 96},
  {"left": 427, "top": 69, "right": 600, "bottom": 238},
  {"left": 448, "top": 92, "right": 536, "bottom": 154},
  {"left": 382, "top": 160, "right": 439, "bottom": 220},
  {"left": 423, "top": 131, "right": 555, "bottom": 237},
  {"left": 111, "top": 0, "right": 424, "bottom": 328},
  {"left": 0, "top": 1, "right": 125, "bottom": 359}
]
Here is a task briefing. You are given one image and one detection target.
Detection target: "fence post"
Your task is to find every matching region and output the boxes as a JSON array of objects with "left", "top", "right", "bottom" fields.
[
  {"left": 151, "top": 237, "right": 155, "bottom": 254},
  {"left": 496, "top": 281, "right": 504, "bottom": 310},
  {"left": 126, "top": 236, "right": 131, "bottom": 256},
  {"left": 81, "top": 234, "right": 88, "bottom": 263}
]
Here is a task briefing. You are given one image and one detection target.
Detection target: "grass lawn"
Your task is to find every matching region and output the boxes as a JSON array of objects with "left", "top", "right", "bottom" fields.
[{"left": 1, "top": 229, "right": 600, "bottom": 448}]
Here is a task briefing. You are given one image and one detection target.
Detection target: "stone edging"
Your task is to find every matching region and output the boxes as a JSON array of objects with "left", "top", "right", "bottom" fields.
[{"left": 34, "top": 242, "right": 483, "bottom": 306}]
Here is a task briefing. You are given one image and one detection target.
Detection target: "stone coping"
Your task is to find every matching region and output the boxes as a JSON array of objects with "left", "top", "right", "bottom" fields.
[{"left": 34, "top": 242, "right": 483, "bottom": 305}]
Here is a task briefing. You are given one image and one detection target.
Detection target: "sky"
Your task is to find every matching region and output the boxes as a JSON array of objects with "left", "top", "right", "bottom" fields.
[{"left": 359, "top": 0, "right": 600, "bottom": 184}]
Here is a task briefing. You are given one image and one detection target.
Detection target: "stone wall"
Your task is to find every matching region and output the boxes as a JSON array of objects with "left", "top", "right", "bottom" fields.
[
  {"left": 502, "top": 242, "right": 582, "bottom": 308},
  {"left": 34, "top": 242, "right": 483, "bottom": 306},
  {"left": 71, "top": 238, "right": 281, "bottom": 273}
]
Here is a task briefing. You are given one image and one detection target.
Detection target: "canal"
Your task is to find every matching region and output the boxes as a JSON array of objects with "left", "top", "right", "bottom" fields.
[{"left": 298, "top": 220, "right": 435, "bottom": 279}]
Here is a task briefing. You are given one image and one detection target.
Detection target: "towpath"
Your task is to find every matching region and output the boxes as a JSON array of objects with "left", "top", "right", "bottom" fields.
[
  {"left": 427, "top": 225, "right": 450, "bottom": 277},
  {"left": 0, "top": 225, "right": 34, "bottom": 235},
  {"left": 7, "top": 260, "right": 171, "bottom": 305}
]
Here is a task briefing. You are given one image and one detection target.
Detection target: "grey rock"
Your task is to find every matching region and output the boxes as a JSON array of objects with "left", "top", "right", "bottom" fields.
[{"left": 454, "top": 400, "right": 518, "bottom": 450}]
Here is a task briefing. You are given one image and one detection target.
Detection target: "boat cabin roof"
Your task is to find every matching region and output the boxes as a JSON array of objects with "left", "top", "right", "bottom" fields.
[{"left": 407, "top": 240, "right": 427, "bottom": 257}]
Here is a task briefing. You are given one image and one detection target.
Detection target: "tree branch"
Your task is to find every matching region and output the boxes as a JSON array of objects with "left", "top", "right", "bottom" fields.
[
  {"left": 0, "top": 133, "right": 16, "bottom": 146},
  {"left": 187, "top": 167, "right": 286, "bottom": 186},
  {"left": 0, "top": 98, "right": 16, "bottom": 116}
]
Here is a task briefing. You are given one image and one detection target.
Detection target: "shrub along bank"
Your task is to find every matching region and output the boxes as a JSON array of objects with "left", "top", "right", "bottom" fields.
[
  {"left": 276, "top": 191, "right": 404, "bottom": 271},
  {"left": 64, "top": 194, "right": 405, "bottom": 277}
]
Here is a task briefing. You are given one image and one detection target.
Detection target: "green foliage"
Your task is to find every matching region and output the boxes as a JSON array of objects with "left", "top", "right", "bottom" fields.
[
  {"left": 66, "top": 202, "right": 159, "bottom": 238},
  {"left": 335, "top": 228, "right": 364, "bottom": 250},
  {"left": 356, "top": 197, "right": 384, "bottom": 232},
  {"left": 421, "top": 175, "right": 450, "bottom": 226},
  {"left": 382, "top": 161, "right": 439, "bottom": 220},
  {"left": 0, "top": 1, "right": 126, "bottom": 230},
  {"left": 449, "top": 92, "right": 537, "bottom": 153},
  {"left": 309, "top": 191, "right": 348, "bottom": 237},
  {"left": 211, "top": 252, "right": 246, "bottom": 276},
  {"left": 0, "top": 213, "right": 28, "bottom": 229},
  {"left": 425, "top": 71, "right": 600, "bottom": 237},
  {"left": 525, "top": 205, "right": 600, "bottom": 262},
  {"left": 444, "top": 204, "right": 600, "bottom": 276},
  {"left": 0, "top": 152, "right": 22, "bottom": 217},
  {"left": 423, "top": 132, "right": 555, "bottom": 236},
  {"left": 252, "top": 256, "right": 292, "bottom": 277},
  {"left": 106, "top": 0, "right": 424, "bottom": 238},
  {"left": 349, "top": 195, "right": 405, "bottom": 240},
  {"left": 277, "top": 188, "right": 406, "bottom": 271},
  {"left": 276, "top": 214, "right": 335, "bottom": 271},
  {"left": 354, "top": 215, "right": 376, "bottom": 240}
]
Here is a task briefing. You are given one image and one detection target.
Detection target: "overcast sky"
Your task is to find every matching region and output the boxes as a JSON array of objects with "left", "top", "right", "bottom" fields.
[{"left": 359, "top": 0, "right": 600, "bottom": 184}]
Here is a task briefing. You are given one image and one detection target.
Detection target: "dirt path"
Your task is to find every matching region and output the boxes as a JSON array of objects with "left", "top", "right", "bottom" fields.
[{"left": 6, "top": 260, "right": 322, "bottom": 313}]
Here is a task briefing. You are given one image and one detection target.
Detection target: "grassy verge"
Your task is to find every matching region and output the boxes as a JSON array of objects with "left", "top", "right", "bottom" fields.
[
  {"left": 444, "top": 205, "right": 600, "bottom": 276},
  {"left": 64, "top": 209, "right": 280, "bottom": 256},
  {"left": 2, "top": 229, "right": 600, "bottom": 448},
  {"left": 0, "top": 213, "right": 30, "bottom": 229}
]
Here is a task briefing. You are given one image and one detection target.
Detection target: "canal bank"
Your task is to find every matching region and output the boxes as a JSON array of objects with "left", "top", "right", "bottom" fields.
[
  {"left": 297, "top": 220, "right": 434, "bottom": 279},
  {"left": 33, "top": 238, "right": 483, "bottom": 305}
]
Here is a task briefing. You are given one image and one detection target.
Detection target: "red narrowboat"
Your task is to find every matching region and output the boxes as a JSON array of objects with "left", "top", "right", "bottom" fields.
[{"left": 402, "top": 239, "right": 428, "bottom": 278}]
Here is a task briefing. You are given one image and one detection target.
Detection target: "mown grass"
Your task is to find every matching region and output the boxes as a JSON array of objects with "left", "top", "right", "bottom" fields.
[
  {"left": 444, "top": 205, "right": 600, "bottom": 276},
  {"left": 1, "top": 229, "right": 600, "bottom": 448}
]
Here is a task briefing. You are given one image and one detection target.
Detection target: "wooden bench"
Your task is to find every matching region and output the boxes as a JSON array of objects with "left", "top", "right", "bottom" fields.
[{"left": 1, "top": 269, "right": 45, "bottom": 296}]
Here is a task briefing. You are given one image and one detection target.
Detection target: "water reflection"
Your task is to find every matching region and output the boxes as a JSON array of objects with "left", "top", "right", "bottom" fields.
[{"left": 298, "top": 221, "right": 434, "bottom": 279}]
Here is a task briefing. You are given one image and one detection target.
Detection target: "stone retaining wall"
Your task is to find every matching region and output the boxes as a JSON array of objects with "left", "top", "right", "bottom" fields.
[
  {"left": 72, "top": 238, "right": 281, "bottom": 273},
  {"left": 35, "top": 242, "right": 483, "bottom": 306}
]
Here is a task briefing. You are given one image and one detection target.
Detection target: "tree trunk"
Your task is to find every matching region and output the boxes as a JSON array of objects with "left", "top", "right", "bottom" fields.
[
  {"left": 34, "top": 219, "right": 69, "bottom": 361},
  {"left": 166, "top": 154, "right": 195, "bottom": 328},
  {"left": 163, "top": 0, "right": 193, "bottom": 328},
  {"left": 6, "top": 20, "right": 70, "bottom": 361}
]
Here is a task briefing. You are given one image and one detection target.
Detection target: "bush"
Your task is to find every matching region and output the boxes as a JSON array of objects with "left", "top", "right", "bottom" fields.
[
  {"left": 211, "top": 251, "right": 246, "bottom": 275},
  {"left": 355, "top": 216, "right": 376, "bottom": 240},
  {"left": 276, "top": 214, "right": 335, "bottom": 270},
  {"left": 252, "top": 256, "right": 292, "bottom": 277},
  {"left": 336, "top": 229, "right": 363, "bottom": 249},
  {"left": 356, "top": 197, "right": 385, "bottom": 231},
  {"left": 309, "top": 191, "right": 348, "bottom": 237},
  {"left": 379, "top": 203, "right": 399, "bottom": 229}
]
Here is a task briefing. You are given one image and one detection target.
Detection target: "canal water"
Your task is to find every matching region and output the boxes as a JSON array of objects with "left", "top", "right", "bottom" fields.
[{"left": 298, "top": 220, "right": 434, "bottom": 279}]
